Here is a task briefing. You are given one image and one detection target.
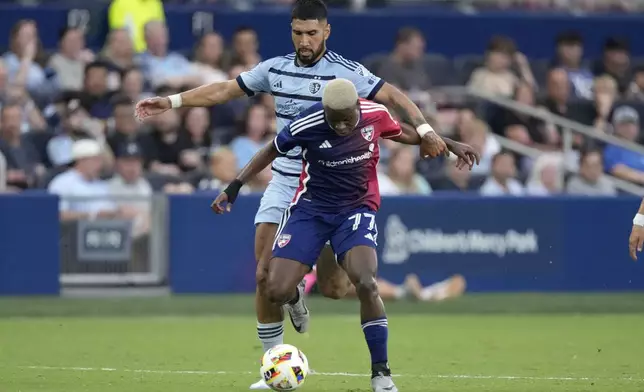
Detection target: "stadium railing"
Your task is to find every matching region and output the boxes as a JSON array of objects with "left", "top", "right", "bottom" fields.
[
  {"left": 0, "top": 152, "right": 6, "bottom": 192},
  {"left": 58, "top": 195, "right": 168, "bottom": 287},
  {"left": 443, "top": 87, "right": 644, "bottom": 196}
]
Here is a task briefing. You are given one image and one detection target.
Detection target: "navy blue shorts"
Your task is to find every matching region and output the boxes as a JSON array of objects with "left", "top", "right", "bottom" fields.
[{"left": 272, "top": 205, "right": 378, "bottom": 267}]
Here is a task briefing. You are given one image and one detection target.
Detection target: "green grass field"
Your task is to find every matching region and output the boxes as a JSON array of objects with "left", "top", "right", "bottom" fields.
[{"left": 1, "top": 294, "right": 644, "bottom": 392}]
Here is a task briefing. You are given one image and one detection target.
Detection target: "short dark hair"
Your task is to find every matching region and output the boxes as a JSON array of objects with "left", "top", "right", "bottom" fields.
[
  {"left": 58, "top": 26, "right": 80, "bottom": 42},
  {"left": 556, "top": 31, "right": 583, "bottom": 46},
  {"left": 84, "top": 61, "right": 108, "bottom": 78},
  {"left": 119, "top": 66, "right": 142, "bottom": 82},
  {"left": 604, "top": 37, "right": 629, "bottom": 52},
  {"left": 155, "top": 85, "right": 176, "bottom": 97},
  {"left": 492, "top": 150, "right": 514, "bottom": 165},
  {"left": 580, "top": 149, "right": 602, "bottom": 165},
  {"left": 487, "top": 35, "right": 516, "bottom": 55},
  {"left": 234, "top": 26, "right": 256, "bottom": 35},
  {"left": 395, "top": 27, "right": 423, "bottom": 46},
  {"left": 110, "top": 94, "right": 133, "bottom": 109},
  {"left": 291, "top": 0, "right": 328, "bottom": 21}
]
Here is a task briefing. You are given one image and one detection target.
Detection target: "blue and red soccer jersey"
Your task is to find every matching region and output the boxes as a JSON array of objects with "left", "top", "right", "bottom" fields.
[{"left": 272, "top": 99, "right": 402, "bottom": 265}]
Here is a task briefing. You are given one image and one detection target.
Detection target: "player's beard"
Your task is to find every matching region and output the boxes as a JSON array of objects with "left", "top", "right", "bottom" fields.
[{"left": 297, "top": 42, "right": 326, "bottom": 66}]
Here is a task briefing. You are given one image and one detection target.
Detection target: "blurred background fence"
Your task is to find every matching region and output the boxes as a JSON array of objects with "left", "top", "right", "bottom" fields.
[{"left": 1, "top": 193, "right": 642, "bottom": 295}]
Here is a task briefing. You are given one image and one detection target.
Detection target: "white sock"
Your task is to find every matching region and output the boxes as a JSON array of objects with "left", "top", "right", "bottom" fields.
[
  {"left": 257, "top": 321, "right": 284, "bottom": 352},
  {"left": 421, "top": 280, "right": 448, "bottom": 301}
]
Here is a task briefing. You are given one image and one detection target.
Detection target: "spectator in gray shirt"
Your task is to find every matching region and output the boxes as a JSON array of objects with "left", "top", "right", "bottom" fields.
[
  {"left": 377, "top": 27, "right": 431, "bottom": 92},
  {"left": 566, "top": 150, "right": 617, "bottom": 196}
]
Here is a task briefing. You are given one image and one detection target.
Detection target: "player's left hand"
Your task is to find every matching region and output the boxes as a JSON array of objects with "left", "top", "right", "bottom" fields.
[
  {"left": 211, "top": 192, "right": 233, "bottom": 214},
  {"left": 446, "top": 141, "right": 480, "bottom": 170},
  {"left": 628, "top": 224, "right": 644, "bottom": 261},
  {"left": 419, "top": 132, "right": 448, "bottom": 158}
]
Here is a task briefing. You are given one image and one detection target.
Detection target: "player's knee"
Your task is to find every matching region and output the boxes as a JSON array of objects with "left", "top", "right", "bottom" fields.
[
  {"left": 354, "top": 276, "right": 378, "bottom": 299},
  {"left": 265, "top": 279, "right": 293, "bottom": 305},
  {"left": 255, "top": 263, "right": 269, "bottom": 290},
  {"left": 319, "top": 279, "right": 350, "bottom": 300}
]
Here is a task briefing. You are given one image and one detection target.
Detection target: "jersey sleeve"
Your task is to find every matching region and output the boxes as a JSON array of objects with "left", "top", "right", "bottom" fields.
[
  {"left": 379, "top": 108, "right": 403, "bottom": 139},
  {"left": 273, "top": 124, "right": 303, "bottom": 155},
  {"left": 334, "top": 60, "right": 385, "bottom": 100},
  {"left": 236, "top": 58, "right": 275, "bottom": 97}
]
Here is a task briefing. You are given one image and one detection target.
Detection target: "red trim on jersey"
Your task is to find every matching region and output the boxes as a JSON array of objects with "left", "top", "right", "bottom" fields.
[{"left": 291, "top": 159, "right": 309, "bottom": 204}]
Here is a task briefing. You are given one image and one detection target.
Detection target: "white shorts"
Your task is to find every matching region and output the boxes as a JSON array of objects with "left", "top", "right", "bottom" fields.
[{"left": 254, "top": 171, "right": 299, "bottom": 226}]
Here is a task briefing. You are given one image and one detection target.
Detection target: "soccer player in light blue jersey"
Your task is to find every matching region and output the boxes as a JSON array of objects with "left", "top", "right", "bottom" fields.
[{"left": 136, "top": 1, "right": 450, "bottom": 389}]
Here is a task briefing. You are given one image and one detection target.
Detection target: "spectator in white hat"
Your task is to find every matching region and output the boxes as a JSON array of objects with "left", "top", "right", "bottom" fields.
[
  {"left": 48, "top": 139, "right": 136, "bottom": 221},
  {"left": 603, "top": 106, "right": 644, "bottom": 185}
]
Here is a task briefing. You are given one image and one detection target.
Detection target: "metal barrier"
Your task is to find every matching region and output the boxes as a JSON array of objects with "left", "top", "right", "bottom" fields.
[
  {"left": 427, "top": 86, "right": 644, "bottom": 196},
  {"left": 58, "top": 195, "right": 168, "bottom": 287},
  {"left": 0, "top": 152, "right": 6, "bottom": 192}
]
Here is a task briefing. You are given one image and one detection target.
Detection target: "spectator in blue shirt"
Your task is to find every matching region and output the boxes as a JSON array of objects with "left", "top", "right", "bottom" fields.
[
  {"left": 138, "top": 21, "right": 202, "bottom": 88},
  {"left": 603, "top": 106, "right": 644, "bottom": 185},
  {"left": 552, "top": 31, "right": 594, "bottom": 100},
  {"left": 230, "top": 103, "right": 270, "bottom": 170}
]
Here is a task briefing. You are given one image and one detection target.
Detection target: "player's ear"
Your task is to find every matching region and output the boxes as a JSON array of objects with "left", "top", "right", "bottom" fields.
[{"left": 324, "top": 23, "right": 331, "bottom": 40}]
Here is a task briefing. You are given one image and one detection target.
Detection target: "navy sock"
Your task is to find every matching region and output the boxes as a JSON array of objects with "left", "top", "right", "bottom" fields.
[{"left": 361, "top": 316, "right": 389, "bottom": 374}]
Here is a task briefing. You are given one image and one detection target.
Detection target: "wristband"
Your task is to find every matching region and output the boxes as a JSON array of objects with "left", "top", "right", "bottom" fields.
[
  {"left": 633, "top": 213, "right": 644, "bottom": 227},
  {"left": 223, "top": 179, "right": 244, "bottom": 204},
  {"left": 168, "top": 94, "right": 182, "bottom": 109},
  {"left": 416, "top": 123, "right": 435, "bottom": 138}
]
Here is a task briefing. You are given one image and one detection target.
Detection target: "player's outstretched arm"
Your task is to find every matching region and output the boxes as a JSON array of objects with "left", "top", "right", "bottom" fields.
[
  {"left": 629, "top": 198, "right": 644, "bottom": 260},
  {"left": 211, "top": 141, "right": 279, "bottom": 214},
  {"left": 374, "top": 83, "right": 447, "bottom": 158},
  {"left": 391, "top": 124, "right": 480, "bottom": 170},
  {"left": 136, "top": 80, "right": 246, "bottom": 120}
]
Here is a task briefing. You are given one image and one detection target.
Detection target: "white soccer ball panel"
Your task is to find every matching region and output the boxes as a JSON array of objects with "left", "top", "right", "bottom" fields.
[{"left": 260, "top": 344, "right": 309, "bottom": 391}]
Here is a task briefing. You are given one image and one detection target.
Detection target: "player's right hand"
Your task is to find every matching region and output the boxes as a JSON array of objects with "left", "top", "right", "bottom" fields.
[
  {"left": 628, "top": 224, "right": 644, "bottom": 261},
  {"left": 419, "top": 132, "right": 448, "bottom": 158},
  {"left": 211, "top": 192, "right": 233, "bottom": 214},
  {"left": 135, "top": 97, "right": 172, "bottom": 121}
]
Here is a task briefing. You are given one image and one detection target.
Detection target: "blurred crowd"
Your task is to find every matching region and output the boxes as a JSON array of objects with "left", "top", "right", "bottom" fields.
[
  {"left": 2, "top": 0, "right": 644, "bottom": 12},
  {"left": 1, "top": 0, "right": 644, "bottom": 229}
]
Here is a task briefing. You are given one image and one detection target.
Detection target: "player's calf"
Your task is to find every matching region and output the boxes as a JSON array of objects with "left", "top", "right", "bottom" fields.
[{"left": 341, "top": 245, "right": 395, "bottom": 390}]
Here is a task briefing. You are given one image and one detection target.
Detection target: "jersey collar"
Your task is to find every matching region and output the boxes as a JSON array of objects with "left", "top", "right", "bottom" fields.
[{"left": 294, "top": 49, "right": 327, "bottom": 68}]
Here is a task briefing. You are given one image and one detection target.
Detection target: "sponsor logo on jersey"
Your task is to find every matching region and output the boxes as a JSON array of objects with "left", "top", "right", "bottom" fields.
[
  {"left": 277, "top": 234, "right": 292, "bottom": 248},
  {"left": 317, "top": 151, "right": 373, "bottom": 167},
  {"left": 361, "top": 125, "right": 374, "bottom": 141},
  {"left": 272, "top": 80, "right": 282, "bottom": 89},
  {"left": 356, "top": 66, "right": 365, "bottom": 76},
  {"left": 309, "top": 81, "right": 322, "bottom": 94},
  {"left": 275, "top": 99, "right": 301, "bottom": 116}
]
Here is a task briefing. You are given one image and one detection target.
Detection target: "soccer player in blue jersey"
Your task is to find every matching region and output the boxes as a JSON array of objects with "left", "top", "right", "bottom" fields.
[
  {"left": 136, "top": 0, "right": 455, "bottom": 388},
  {"left": 212, "top": 79, "right": 479, "bottom": 392}
]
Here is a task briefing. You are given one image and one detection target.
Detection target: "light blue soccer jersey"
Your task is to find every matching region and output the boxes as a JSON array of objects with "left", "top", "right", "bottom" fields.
[{"left": 236, "top": 50, "right": 384, "bottom": 184}]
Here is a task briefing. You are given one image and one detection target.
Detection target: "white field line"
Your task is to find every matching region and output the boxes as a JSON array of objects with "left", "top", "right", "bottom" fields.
[{"left": 17, "top": 366, "right": 642, "bottom": 383}]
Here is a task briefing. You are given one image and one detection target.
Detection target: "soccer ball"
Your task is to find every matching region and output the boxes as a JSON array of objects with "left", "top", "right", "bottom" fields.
[{"left": 260, "top": 344, "right": 309, "bottom": 391}]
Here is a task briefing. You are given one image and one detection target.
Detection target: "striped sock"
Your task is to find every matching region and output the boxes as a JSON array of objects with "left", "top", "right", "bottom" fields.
[
  {"left": 361, "top": 316, "right": 389, "bottom": 366},
  {"left": 257, "top": 321, "right": 284, "bottom": 352}
]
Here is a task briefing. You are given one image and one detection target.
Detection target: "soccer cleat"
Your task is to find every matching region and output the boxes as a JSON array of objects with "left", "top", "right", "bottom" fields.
[
  {"left": 284, "top": 279, "right": 310, "bottom": 333},
  {"left": 371, "top": 374, "right": 398, "bottom": 392},
  {"left": 249, "top": 379, "right": 270, "bottom": 390}
]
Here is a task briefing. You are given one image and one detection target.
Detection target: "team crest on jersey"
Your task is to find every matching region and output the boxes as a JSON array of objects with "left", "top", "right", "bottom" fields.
[
  {"left": 277, "top": 234, "right": 292, "bottom": 248},
  {"left": 361, "top": 125, "right": 374, "bottom": 141},
  {"left": 309, "top": 81, "right": 322, "bottom": 94}
]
